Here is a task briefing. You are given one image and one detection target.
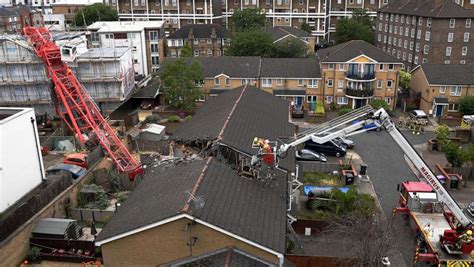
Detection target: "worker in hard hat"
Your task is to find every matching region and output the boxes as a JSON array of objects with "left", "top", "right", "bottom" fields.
[{"left": 456, "top": 230, "right": 473, "bottom": 250}]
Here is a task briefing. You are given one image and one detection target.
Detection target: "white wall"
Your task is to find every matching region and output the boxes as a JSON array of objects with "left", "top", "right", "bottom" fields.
[{"left": 0, "top": 108, "right": 44, "bottom": 212}]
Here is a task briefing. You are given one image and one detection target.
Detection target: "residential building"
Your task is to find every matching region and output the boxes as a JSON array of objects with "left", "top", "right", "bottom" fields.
[
  {"left": 87, "top": 21, "right": 166, "bottom": 76},
  {"left": 43, "top": 13, "right": 66, "bottom": 31},
  {"left": 457, "top": 0, "right": 474, "bottom": 9},
  {"left": 409, "top": 64, "right": 474, "bottom": 117},
  {"left": 0, "top": 35, "right": 135, "bottom": 115},
  {"left": 265, "top": 26, "right": 316, "bottom": 52},
  {"left": 51, "top": 0, "right": 104, "bottom": 24},
  {"left": 96, "top": 86, "right": 294, "bottom": 266},
  {"left": 113, "top": 0, "right": 391, "bottom": 42},
  {"left": 166, "top": 23, "right": 229, "bottom": 57},
  {"left": 0, "top": 107, "right": 45, "bottom": 213},
  {"left": 317, "top": 40, "right": 403, "bottom": 109},
  {"left": 0, "top": 5, "right": 43, "bottom": 34},
  {"left": 375, "top": 0, "right": 474, "bottom": 71}
]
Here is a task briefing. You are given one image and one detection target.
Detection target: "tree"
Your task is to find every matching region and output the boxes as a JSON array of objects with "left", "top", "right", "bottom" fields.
[
  {"left": 335, "top": 10, "right": 374, "bottom": 44},
  {"left": 443, "top": 141, "right": 467, "bottom": 168},
  {"left": 161, "top": 59, "right": 204, "bottom": 112},
  {"left": 301, "top": 22, "right": 311, "bottom": 34},
  {"left": 180, "top": 42, "right": 192, "bottom": 57},
  {"left": 369, "top": 99, "right": 390, "bottom": 110},
  {"left": 459, "top": 96, "right": 474, "bottom": 115},
  {"left": 434, "top": 124, "right": 450, "bottom": 146},
  {"left": 230, "top": 8, "right": 265, "bottom": 32},
  {"left": 74, "top": 3, "right": 118, "bottom": 26},
  {"left": 399, "top": 69, "right": 411, "bottom": 91},
  {"left": 272, "top": 37, "right": 308, "bottom": 58},
  {"left": 228, "top": 30, "right": 273, "bottom": 57}
]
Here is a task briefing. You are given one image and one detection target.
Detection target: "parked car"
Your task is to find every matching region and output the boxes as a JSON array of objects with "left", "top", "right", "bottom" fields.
[
  {"left": 333, "top": 137, "right": 354, "bottom": 149},
  {"left": 409, "top": 110, "right": 429, "bottom": 125},
  {"left": 467, "top": 201, "right": 474, "bottom": 217},
  {"left": 46, "top": 163, "right": 86, "bottom": 179},
  {"left": 304, "top": 140, "right": 346, "bottom": 157},
  {"left": 295, "top": 149, "right": 328, "bottom": 162},
  {"left": 291, "top": 105, "right": 304, "bottom": 118},
  {"left": 64, "top": 153, "right": 88, "bottom": 169}
]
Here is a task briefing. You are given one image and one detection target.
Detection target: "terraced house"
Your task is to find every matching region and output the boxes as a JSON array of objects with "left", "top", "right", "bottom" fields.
[
  {"left": 409, "top": 64, "right": 474, "bottom": 117},
  {"left": 317, "top": 40, "right": 403, "bottom": 109}
]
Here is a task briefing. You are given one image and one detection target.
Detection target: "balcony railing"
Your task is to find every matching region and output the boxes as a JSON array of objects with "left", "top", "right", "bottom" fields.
[
  {"left": 345, "top": 87, "right": 374, "bottom": 98},
  {"left": 345, "top": 72, "right": 376, "bottom": 81}
]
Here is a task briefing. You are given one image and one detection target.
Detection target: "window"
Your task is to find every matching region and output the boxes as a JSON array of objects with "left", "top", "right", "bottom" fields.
[
  {"left": 149, "top": 31, "right": 158, "bottom": 41},
  {"left": 307, "top": 96, "right": 317, "bottom": 103},
  {"left": 384, "top": 97, "right": 392, "bottom": 105},
  {"left": 337, "top": 80, "right": 343, "bottom": 89},
  {"left": 412, "top": 16, "right": 416, "bottom": 25},
  {"left": 448, "top": 103, "right": 459, "bottom": 112},
  {"left": 214, "top": 78, "right": 220, "bottom": 85},
  {"left": 395, "top": 15, "right": 399, "bottom": 22},
  {"left": 427, "top": 18, "right": 432, "bottom": 27},
  {"left": 338, "top": 64, "right": 344, "bottom": 70},
  {"left": 423, "top": 45, "right": 429, "bottom": 54},
  {"left": 445, "top": 60, "right": 451, "bottom": 64},
  {"left": 461, "top": 46, "right": 468, "bottom": 56},
  {"left": 388, "top": 64, "right": 394, "bottom": 70},
  {"left": 387, "top": 80, "right": 393, "bottom": 88},
  {"left": 276, "top": 79, "right": 283, "bottom": 86},
  {"left": 439, "top": 86, "right": 446, "bottom": 94},
  {"left": 399, "top": 26, "right": 403, "bottom": 35},
  {"left": 449, "top": 18, "right": 455, "bottom": 28},
  {"left": 425, "top": 31, "right": 431, "bottom": 41},
  {"left": 207, "top": 49, "right": 212, "bottom": 56},
  {"left": 327, "top": 79, "right": 333, "bottom": 87},
  {"left": 384, "top": 24, "right": 388, "bottom": 32},
  {"left": 194, "top": 50, "right": 199, "bottom": 56},
  {"left": 298, "top": 79, "right": 304, "bottom": 86},
  {"left": 337, "top": 97, "right": 348, "bottom": 105},
  {"left": 461, "top": 60, "right": 466, "bottom": 64},
  {"left": 403, "top": 52, "right": 406, "bottom": 60},
  {"left": 408, "top": 54, "right": 412, "bottom": 63},
  {"left": 207, "top": 39, "right": 212, "bottom": 44},
  {"left": 379, "top": 64, "right": 384, "bottom": 70},
  {"left": 418, "top": 17, "right": 423, "bottom": 26},
  {"left": 377, "top": 80, "right": 382, "bottom": 89},
  {"left": 464, "top": 32, "right": 470, "bottom": 42},
  {"left": 105, "top": 33, "right": 114, "bottom": 39},
  {"left": 328, "top": 63, "right": 334, "bottom": 69},
  {"left": 150, "top": 43, "right": 158, "bottom": 53},
  {"left": 91, "top": 32, "right": 99, "bottom": 42},
  {"left": 308, "top": 79, "right": 318, "bottom": 88},
  {"left": 389, "top": 25, "right": 393, "bottom": 33},
  {"left": 416, "top": 43, "right": 420, "bottom": 52},
  {"left": 326, "top": 95, "right": 333, "bottom": 104},
  {"left": 417, "top": 29, "right": 421, "bottom": 39},
  {"left": 446, "top": 47, "right": 452, "bottom": 56},
  {"left": 262, "top": 78, "right": 272, "bottom": 87},
  {"left": 466, "top": 19, "right": 472, "bottom": 28},
  {"left": 414, "top": 56, "right": 419, "bottom": 64},
  {"left": 410, "top": 41, "right": 414, "bottom": 51},
  {"left": 448, "top": 33, "right": 454, "bottom": 42},
  {"left": 450, "top": 86, "right": 462, "bottom": 96},
  {"left": 410, "top": 28, "right": 414, "bottom": 38},
  {"left": 401, "top": 15, "right": 405, "bottom": 24},
  {"left": 404, "top": 40, "right": 408, "bottom": 49},
  {"left": 225, "top": 78, "right": 230, "bottom": 86}
]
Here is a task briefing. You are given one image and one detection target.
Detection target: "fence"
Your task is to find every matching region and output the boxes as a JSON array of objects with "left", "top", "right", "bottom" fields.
[
  {"left": 70, "top": 208, "right": 115, "bottom": 223},
  {"left": 286, "top": 255, "right": 357, "bottom": 267}
]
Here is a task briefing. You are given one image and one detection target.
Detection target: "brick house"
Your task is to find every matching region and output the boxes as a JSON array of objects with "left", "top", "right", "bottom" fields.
[
  {"left": 409, "top": 64, "right": 474, "bottom": 117},
  {"left": 0, "top": 5, "right": 43, "bottom": 34},
  {"left": 317, "top": 40, "right": 403, "bottom": 109},
  {"left": 166, "top": 24, "right": 229, "bottom": 57},
  {"left": 264, "top": 26, "right": 316, "bottom": 53},
  {"left": 375, "top": 0, "right": 474, "bottom": 71}
]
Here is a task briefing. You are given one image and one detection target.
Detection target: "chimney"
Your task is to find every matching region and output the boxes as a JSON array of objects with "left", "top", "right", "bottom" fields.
[
  {"left": 211, "top": 26, "right": 216, "bottom": 39},
  {"left": 188, "top": 26, "right": 194, "bottom": 39}
]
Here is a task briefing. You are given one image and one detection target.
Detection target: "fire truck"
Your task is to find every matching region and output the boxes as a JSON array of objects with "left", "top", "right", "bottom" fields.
[
  {"left": 253, "top": 105, "right": 473, "bottom": 265},
  {"left": 22, "top": 27, "right": 142, "bottom": 180}
]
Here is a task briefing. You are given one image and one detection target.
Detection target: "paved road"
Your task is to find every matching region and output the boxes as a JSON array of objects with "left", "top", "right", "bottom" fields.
[{"left": 351, "top": 129, "right": 432, "bottom": 265}]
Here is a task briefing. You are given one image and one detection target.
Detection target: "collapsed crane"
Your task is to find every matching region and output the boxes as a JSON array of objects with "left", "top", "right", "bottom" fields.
[
  {"left": 253, "top": 105, "right": 473, "bottom": 265},
  {"left": 23, "top": 27, "right": 142, "bottom": 180}
]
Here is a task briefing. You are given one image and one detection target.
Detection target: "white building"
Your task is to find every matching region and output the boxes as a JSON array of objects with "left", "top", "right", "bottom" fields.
[
  {"left": 0, "top": 107, "right": 45, "bottom": 213},
  {"left": 87, "top": 20, "right": 165, "bottom": 76}
]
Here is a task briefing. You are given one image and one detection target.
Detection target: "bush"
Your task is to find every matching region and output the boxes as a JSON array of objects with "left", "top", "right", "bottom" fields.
[
  {"left": 443, "top": 141, "right": 466, "bottom": 167},
  {"left": 315, "top": 100, "right": 325, "bottom": 114},
  {"left": 307, "top": 189, "right": 377, "bottom": 218},
  {"left": 27, "top": 246, "right": 42, "bottom": 263},
  {"left": 143, "top": 114, "right": 161, "bottom": 124},
  {"left": 184, "top": 115, "right": 193, "bottom": 121},
  {"left": 459, "top": 96, "right": 474, "bottom": 115},
  {"left": 167, "top": 115, "right": 180, "bottom": 122},
  {"left": 434, "top": 124, "right": 450, "bottom": 145},
  {"left": 370, "top": 99, "right": 390, "bottom": 110},
  {"left": 338, "top": 108, "right": 352, "bottom": 116}
]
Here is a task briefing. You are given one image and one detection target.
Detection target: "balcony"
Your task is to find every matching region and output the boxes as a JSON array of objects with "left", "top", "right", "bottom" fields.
[
  {"left": 345, "top": 87, "right": 374, "bottom": 98},
  {"left": 345, "top": 71, "right": 376, "bottom": 82}
]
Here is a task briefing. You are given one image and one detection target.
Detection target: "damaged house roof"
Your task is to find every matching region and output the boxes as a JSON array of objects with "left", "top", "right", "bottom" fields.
[
  {"left": 95, "top": 157, "right": 288, "bottom": 253},
  {"left": 171, "top": 85, "right": 295, "bottom": 156}
]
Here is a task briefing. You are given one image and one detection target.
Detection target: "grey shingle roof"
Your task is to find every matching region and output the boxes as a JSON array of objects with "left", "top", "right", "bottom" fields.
[
  {"left": 168, "top": 24, "right": 229, "bottom": 39},
  {"left": 164, "top": 57, "right": 261, "bottom": 78},
  {"left": 317, "top": 40, "right": 400, "bottom": 63},
  {"left": 96, "top": 158, "right": 287, "bottom": 253},
  {"left": 172, "top": 85, "right": 295, "bottom": 156},
  {"left": 265, "top": 26, "right": 312, "bottom": 42},
  {"left": 378, "top": 0, "right": 474, "bottom": 18},
  {"left": 420, "top": 64, "right": 474, "bottom": 85},
  {"left": 173, "top": 247, "right": 275, "bottom": 266},
  {"left": 260, "top": 58, "right": 321, "bottom": 78}
]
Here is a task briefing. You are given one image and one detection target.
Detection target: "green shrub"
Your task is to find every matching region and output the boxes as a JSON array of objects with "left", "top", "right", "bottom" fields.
[
  {"left": 27, "top": 246, "right": 41, "bottom": 262},
  {"left": 315, "top": 100, "right": 325, "bottom": 114},
  {"left": 167, "top": 115, "right": 180, "bottom": 122},
  {"left": 338, "top": 108, "right": 351, "bottom": 116},
  {"left": 184, "top": 115, "right": 193, "bottom": 121},
  {"left": 434, "top": 124, "right": 450, "bottom": 145},
  {"left": 370, "top": 99, "right": 390, "bottom": 110},
  {"left": 143, "top": 114, "right": 161, "bottom": 124}
]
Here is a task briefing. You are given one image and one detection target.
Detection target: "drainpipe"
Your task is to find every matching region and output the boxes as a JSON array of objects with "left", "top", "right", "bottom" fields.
[{"left": 30, "top": 117, "right": 46, "bottom": 181}]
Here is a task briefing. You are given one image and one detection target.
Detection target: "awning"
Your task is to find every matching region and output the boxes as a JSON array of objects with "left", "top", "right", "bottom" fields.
[
  {"left": 273, "top": 89, "right": 306, "bottom": 96},
  {"left": 434, "top": 96, "right": 449, "bottom": 105}
]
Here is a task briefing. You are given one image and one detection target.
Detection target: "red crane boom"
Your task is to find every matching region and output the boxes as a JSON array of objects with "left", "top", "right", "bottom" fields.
[{"left": 23, "top": 27, "right": 142, "bottom": 179}]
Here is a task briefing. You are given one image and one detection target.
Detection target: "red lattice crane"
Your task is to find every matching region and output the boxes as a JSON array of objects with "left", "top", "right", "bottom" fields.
[{"left": 23, "top": 27, "right": 142, "bottom": 180}]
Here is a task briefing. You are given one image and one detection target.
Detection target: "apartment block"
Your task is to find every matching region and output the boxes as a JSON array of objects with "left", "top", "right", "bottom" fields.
[
  {"left": 317, "top": 40, "right": 403, "bottom": 109},
  {"left": 375, "top": 0, "right": 474, "bottom": 71},
  {"left": 87, "top": 20, "right": 166, "bottom": 76},
  {"left": 166, "top": 23, "right": 229, "bottom": 57},
  {"left": 409, "top": 64, "right": 474, "bottom": 117},
  {"left": 0, "top": 35, "right": 135, "bottom": 115},
  {"left": 0, "top": 5, "right": 43, "bottom": 34}
]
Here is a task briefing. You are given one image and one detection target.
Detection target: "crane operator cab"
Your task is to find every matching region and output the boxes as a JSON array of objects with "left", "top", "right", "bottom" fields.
[{"left": 61, "top": 45, "right": 77, "bottom": 62}]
